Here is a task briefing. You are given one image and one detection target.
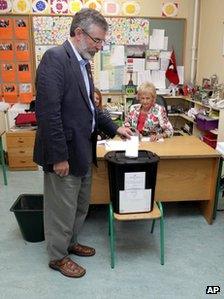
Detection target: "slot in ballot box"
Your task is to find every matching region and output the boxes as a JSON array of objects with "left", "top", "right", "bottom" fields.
[{"left": 105, "top": 150, "right": 159, "bottom": 214}]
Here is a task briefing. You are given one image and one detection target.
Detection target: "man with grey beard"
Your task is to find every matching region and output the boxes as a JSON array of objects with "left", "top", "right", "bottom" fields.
[{"left": 34, "top": 8, "right": 132, "bottom": 278}]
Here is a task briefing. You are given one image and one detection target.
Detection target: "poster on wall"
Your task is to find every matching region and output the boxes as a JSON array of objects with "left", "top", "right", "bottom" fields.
[
  {"left": 33, "top": 16, "right": 72, "bottom": 45},
  {"left": 106, "top": 17, "right": 149, "bottom": 45}
]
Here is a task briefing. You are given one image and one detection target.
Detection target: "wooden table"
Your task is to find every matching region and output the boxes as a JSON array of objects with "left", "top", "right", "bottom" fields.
[{"left": 91, "top": 136, "right": 221, "bottom": 224}]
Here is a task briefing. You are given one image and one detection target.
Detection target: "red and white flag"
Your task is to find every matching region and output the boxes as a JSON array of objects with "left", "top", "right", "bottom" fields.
[{"left": 166, "top": 50, "right": 179, "bottom": 85}]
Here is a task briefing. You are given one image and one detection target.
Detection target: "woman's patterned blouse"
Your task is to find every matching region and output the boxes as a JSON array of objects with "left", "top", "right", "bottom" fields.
[{"left": 125, "top": 103, "right": 174, "bottom": 137}]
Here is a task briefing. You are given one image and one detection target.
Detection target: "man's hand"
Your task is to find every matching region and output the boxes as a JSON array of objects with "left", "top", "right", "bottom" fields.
[
  {"left": 116, "top": 127, "right": 133, "bottom": 139},
  {"left": 53, "top": 160, "right": 69, "bottom": 177}
]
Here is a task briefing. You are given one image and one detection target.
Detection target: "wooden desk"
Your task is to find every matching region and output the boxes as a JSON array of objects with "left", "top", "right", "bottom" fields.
[{"left": 91, "top": 136, "right": 221, "bottom": 224}]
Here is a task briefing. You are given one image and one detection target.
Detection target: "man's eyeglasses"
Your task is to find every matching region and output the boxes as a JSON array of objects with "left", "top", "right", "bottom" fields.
[{"left": 81, "top": 28, "right": 105, "bottom": 45}]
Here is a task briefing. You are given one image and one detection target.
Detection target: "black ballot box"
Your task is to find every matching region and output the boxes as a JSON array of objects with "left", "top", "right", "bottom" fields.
[{"left": 105, "top": 150, "right": 159, "bottom": 214}]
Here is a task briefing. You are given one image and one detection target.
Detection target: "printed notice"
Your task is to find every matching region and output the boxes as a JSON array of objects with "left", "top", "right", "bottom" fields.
[
  {"left": 119, "top": 189, "right": 152, "bottom": 213},
  {"left": 124, "top": 172, "right": 145, "bottom": 190}
]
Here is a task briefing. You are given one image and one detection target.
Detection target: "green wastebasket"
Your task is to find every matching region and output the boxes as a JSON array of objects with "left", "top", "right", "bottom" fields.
[{"left": 10, "top": 194, "right": 44, "bottom": 242}]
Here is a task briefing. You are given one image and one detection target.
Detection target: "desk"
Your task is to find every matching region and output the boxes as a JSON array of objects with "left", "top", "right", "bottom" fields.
[
  {"left": 0, "top": 111, "right": 7, "bottom": 185},
  {"left": 91, "top": 136, "right": 221, "bottom": 224}
]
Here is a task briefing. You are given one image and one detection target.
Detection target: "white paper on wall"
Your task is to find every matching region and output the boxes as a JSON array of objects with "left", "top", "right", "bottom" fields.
[
  {"left": 137, "top": 70, "right": 152, "bottom": 86},
  {"left": 177, "top": 66, "right": 184, "bottom": 84},
  {"left": 151, "top": 70, "right": 166, "bottom": 89},
  {"left": 110, "top": 45, "right": 125, "bottom": 66},
  {"left": 132, "top": 58, "right": 145, "bottom": 72},
  {"left": 149, "top": 29, "right": 165, "bottom": 50},
  {"left": 99, "top": 70, "right": 109, "bottom": 90}
]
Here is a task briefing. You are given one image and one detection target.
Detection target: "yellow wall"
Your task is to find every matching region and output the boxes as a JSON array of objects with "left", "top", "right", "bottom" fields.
[{"left": 197, "top": 0, "right": 224, "bottom": 84}]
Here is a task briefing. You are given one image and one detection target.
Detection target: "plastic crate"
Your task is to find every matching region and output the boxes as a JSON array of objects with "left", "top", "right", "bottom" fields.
[
  {"left": 203, "top": 133, "right": 217, "bottom": 149},
  {"left": 10, "top": 194, "right": 44, "bottom": 242},
  {"left": 196, "top": 114, "right": 218, "bottom": 131}
]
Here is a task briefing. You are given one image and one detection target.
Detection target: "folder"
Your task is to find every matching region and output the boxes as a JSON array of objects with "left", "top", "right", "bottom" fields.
[
  {"left": 15, "top": 41, "right": 30, "bottom": 61},
  {"left": 19, "top": 83, "right": 33, "bottom": 103},
  {"left": 14, "top": 18, "right": 29, "bottom": 39},
  {"left": 1, "top": 62, "right": 16, "bottom": 82},
  {"left": 3, "top": 83, "right": 17, "bottom": 103},
  {"left": 0, "top": 18, "right": 13, "bottom": 39},
  {"left": 17, "top": 62, "right": 31, "bottom": 82},
  {"left": 0, "top": 41, "right": 14, "bottom": 60}
]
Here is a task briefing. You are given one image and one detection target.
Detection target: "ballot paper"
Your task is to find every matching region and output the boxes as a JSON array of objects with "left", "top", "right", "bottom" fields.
[
  {"left": 125, "top": 135, "right": 139, "bottom": 157},
  {"left": 105, "top": 140, "right": 127, "bottom": 151}
]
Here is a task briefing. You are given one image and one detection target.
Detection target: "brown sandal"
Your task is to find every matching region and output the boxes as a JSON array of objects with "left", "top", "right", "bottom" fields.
[
  {"left": 68, "top": 243, "right": 96, "bottom": 257},
  {"left": 49, "top": 257, "right": 86, "bottom": 278}
]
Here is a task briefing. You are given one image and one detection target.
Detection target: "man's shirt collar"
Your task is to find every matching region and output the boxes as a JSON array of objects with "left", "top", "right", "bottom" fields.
[{"left": 68, "top": 38, "right": 89, "bottom": 67}]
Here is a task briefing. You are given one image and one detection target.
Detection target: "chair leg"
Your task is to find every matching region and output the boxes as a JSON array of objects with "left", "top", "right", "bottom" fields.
[
  {"left": 0, "top": 137, "right": 7, "bottom": 186},
  {"left": 157, "top": 202, "right": 164, "bottom": 265},
  {"left": 151, "top": 219, "right": 155, "bottom": 233},
  {"left": 109, "top": 203, "right": 115, "bottom": 269}
]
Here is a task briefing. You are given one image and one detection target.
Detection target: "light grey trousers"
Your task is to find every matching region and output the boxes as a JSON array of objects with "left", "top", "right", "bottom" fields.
[{"left": 44, "top": 167, "right": 92, "bottom": 261}]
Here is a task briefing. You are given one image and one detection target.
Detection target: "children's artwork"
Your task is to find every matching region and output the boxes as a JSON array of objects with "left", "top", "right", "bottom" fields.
[
  {"left": 126, "top": 45, "right": 146, "bottom": 58},
  {"left": 68, "top": 0, "right": 83, "bottom": 14},
  {"left": 162, "top": 2, "right": 178, "bottom": 17},
  {"left": 19, "top": 83, "right": 32, "bottom": 93},
  {"left": 50, "top": 0, "right": 68, "bottom": 14},
  {"left": 122, "top": 0, "right": 140, "bottom": 16},
  {"left": 84, "top": 0, "right": 101, "bottom": 11},
  {"left": 103, "top": 0, "right": 120, "bottom": 16},
  {"left": 32, "top": 0, "right": 49, "bottom": 13},
  {"left": 0, "top": 0, "right": 12, "bottom": 13},
  {"left": 35, "top": 45, "right": 54, "bottom": 67},
  {"left": 106, "top": 17, "right": 149, "bottom": 45},
  {"left": 33, "top": 16, "right": 72, "bottom": 45},
  {"left": 145, "top": 50, "right": 160, "bottom": 70},
  {"left": 13, "top": 0, "right": 31, "bottom": 13}
]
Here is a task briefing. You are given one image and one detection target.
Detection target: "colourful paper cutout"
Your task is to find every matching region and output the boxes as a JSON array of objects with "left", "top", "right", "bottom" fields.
[
  {"left": 103, "top": 0, "right": 119, "bottom": 16},
  {"left": 0, "top": 0, "right": 12, "bottom": 13},
  {"left": 32, "top": 0, "right": 49, "bottom": 13},
  {"left": 84, "top": 0, "right": 101, "bottom": 11},
  {"left": 122, "top": 1, "right": 140, "bottom": 16},
  {"left": 13, "top": 0, "right": 31, "bottom": 13},
  {"left": 162, "top": 2, "right": 178, "bottom": 17},
  {"left": 68, "top": 0, "right": 82, "bottom": 13},
  {"left": 51, "top": 0, "right": 68, "bottom": 14}
]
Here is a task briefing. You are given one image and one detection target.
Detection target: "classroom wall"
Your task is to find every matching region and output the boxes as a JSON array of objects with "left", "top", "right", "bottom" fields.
[
  {"left": 129, "top": 0, "right": 195, "bottom": 83},
  {"left": 197, "top": 0, "right": 224, "bottom": 85}
]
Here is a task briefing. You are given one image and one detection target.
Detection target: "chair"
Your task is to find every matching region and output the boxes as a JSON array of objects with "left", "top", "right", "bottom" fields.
[
  {"left": 0, "top": 134, "right": 7, "bottom": 185},
  {"left": 156, "top": 95, "right": 168, "bottom": 114},
  {"left": 108, "top": 201, "right": 164, "bottom": 268}
]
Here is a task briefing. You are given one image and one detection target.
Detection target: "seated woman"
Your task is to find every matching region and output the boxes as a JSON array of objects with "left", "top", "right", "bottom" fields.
[
  {"left": 94, "top": 87, "right": 111, "bottom": 140},
  {"left": 125, "top": 82, "right": 173, "bottom": 142}
]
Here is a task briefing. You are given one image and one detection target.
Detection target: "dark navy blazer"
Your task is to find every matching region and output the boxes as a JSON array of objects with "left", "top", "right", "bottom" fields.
[{"left": 33, "top": 40, "right": 117, "bottom": 176}]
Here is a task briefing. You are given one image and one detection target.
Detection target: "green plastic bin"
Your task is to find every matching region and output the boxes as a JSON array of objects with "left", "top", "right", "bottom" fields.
[{"left": 10, "top": 194, "right": 44, "bottom": 242}]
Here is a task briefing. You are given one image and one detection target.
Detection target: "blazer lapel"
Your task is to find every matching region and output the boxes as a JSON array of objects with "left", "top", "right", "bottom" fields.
[
  {"left": 86, "top": 62, "right": 95, "bottom": 106},
  {"left": 63, "top": 41, "right": 92, "bottom": 112}
]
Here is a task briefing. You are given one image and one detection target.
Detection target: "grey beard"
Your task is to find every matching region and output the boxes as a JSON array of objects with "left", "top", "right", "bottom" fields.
[{"left": 80, "top": 50, "right": 95, "bottom": 60}]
